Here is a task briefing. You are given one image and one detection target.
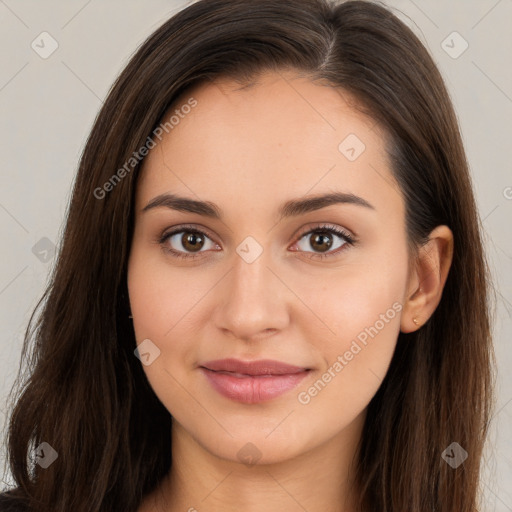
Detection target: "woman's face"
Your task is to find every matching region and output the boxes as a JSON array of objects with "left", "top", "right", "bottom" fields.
[{"left": 128, "top": 70, "right": 412, "bottom": 465}]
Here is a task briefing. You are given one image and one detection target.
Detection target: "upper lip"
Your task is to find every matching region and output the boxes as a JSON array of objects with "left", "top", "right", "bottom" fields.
[{"left": 200, "top": 358, "right": 309, "bottom": 376}]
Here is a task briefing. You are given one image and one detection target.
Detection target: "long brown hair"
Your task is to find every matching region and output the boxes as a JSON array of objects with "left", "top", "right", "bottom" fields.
[{"left": 1, "top": 1, "right": 495, "bottom": 510}]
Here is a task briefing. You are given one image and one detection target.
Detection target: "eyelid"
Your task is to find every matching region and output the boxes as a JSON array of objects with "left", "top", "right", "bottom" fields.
[
  {"left": 159, "top": 223, "right": 218, "bottom": 243},
  {"left": 293, "top": 222, "right": 355, "bottom": 242}
]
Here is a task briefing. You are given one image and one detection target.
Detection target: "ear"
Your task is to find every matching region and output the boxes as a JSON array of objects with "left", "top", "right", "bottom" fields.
[{"left": 400, "top": 225, "right": 454, "bottom": 333}]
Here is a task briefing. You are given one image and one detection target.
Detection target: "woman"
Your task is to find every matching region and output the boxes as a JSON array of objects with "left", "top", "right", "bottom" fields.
[{"left": 0, "top": 0, "right": 495, "bottom": 510}]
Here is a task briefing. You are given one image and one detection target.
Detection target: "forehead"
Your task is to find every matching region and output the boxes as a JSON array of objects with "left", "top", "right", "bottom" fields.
[{"left": 136, "top": 70, "right": 401, "bottom": 221}]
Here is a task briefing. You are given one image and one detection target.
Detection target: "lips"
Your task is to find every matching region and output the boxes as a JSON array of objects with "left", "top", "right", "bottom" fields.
[
  {"left": 199, "top": 358, "right": 311, "bottom": 403},
  {"left": 200, "top": 358, "right": 308, "bottom": 376}
]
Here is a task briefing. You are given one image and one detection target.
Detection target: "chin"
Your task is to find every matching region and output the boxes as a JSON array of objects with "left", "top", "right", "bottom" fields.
[{"left": 193, "top": 426, "right": 316, "bottom": 468}]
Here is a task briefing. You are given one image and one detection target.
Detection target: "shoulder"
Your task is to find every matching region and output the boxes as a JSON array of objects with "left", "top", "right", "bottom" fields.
[{"left": 0, "top": 490, "right": 30, "bottom": 512}]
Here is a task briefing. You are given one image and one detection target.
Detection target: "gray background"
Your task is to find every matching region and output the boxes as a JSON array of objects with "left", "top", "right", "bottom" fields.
[{"left": 0, "top": 0, "right": 510, "bottom": 509}]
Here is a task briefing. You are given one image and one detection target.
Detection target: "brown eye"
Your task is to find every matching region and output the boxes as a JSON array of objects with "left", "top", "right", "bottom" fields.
[
  {"left": 309, "top": 231, "right": 334, "bottom": 253},
  {"left": 159, "top": 226, "right": 219, "bottom": 259},
  {"left": 292, "top": 224, "right": 355, "bottom": 260},
  {"left": 181, "top": 232, "right": 205, "bottom": 252}
]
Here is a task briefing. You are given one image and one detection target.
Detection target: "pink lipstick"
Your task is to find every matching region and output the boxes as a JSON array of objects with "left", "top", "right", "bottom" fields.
[{"left": 199, "top": 358, "right": 310, "bottom": 404}]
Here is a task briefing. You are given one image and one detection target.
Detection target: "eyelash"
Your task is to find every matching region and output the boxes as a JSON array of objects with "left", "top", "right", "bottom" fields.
[{"left": 157, "top": 223, "right": 356, "bottom": 261}]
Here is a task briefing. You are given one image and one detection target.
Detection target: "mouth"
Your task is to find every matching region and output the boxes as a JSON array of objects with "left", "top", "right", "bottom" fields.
[
  {"left": 200, "top": 358, "right": 310, "bottom": 376},
  {"left": 199, "top": 358, "right": 311, "bottom": 403}
]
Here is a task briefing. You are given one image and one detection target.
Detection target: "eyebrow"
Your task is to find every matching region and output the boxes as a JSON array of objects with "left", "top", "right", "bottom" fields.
[{"left": 142, "top": 191, "right": 375, "bottom": 219}]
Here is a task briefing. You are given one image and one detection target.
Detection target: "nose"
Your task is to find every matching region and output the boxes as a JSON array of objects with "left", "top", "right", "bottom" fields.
[{"left": 212, "top": 247, "right": 290, "bottom": 342}]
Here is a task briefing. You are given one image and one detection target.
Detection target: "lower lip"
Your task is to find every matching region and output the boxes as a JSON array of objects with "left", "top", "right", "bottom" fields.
[{"left": 200, "top": 368, "right": 310, "bottom": 404}]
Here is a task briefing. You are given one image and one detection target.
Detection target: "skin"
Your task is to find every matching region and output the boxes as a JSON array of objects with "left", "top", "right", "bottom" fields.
[{"left": 128, "top": 70, "right": 453, "bottom": 512}]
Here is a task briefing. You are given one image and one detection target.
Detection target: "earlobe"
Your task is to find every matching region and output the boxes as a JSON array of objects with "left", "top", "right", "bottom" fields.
[
  {"left": 400, "top": 285, "right": 425, "bottom": 333},
  {"left": 400, "top": 225, "right": 454, "bottom": 333}
]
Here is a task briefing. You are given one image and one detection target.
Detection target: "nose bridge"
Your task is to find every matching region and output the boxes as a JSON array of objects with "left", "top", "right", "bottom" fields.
[
  {"left": 214, "top": 237, "right": 289, "bottom": 339},
  {"left": 229, "top": 240, "right": 274, "bottom": 304},
  {"left": 231, "top": 244, "right": 271, "bottom": 296},
  {"left": 226, "top": 230, "right": 274, "bottom": 290}
]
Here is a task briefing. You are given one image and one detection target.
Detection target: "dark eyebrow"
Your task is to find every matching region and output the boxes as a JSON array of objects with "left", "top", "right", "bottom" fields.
[
  {"left": 142, "top": 193, "right": 221, "bottom": 218},
  {"left": 142, "top": 191, "right": 375, "bottom": 219},
  {"left": 278, "top": 191, "right": 374, "bottom": 219}
]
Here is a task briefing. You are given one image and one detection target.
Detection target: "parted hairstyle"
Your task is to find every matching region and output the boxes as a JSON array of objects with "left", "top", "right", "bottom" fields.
[{"left": 1, "top": 0, "right": 495, "bottom": 511}]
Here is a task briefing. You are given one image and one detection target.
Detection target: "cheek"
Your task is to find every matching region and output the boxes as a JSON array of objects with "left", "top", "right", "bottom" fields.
[
  {"left": 295, "top": 251, "right": 407, "bottom": 392},
  {"left": 334, "top": 279, "right": 400, "bottom": 335},
  {"left": 127, "top": 253, "right": 202, "bottom": 413},
  {"left": 127, "top": 246, "right": 203, "bottom": 340},
  {"left": 127, "top": 249, "right": 220, "bottom": 389},
  {"left": 302, "top": 258, "right": 406, "bottom": 343}
]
